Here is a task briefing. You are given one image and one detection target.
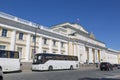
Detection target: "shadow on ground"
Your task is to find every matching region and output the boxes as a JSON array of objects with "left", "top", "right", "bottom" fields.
[{"left": 78, "top": 77, "right": 120, "bottom": 80}]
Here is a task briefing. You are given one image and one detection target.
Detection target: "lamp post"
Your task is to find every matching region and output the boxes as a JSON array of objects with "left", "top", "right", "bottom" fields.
[
  {"left": 34, "top": 28, "right": 37, "bottom": 54},
  {"left": 33, "top": 26, "right": 40, "bottom": 59}
]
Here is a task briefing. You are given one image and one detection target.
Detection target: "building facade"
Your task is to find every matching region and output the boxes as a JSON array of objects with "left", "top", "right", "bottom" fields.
[{"left": 0, "top": 12, "right": 119, "bottom": 64}]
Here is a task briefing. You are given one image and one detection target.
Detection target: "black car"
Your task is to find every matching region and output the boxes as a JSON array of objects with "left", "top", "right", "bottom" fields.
[
  {"left": 100, "top": 62, "right": 113, "bottom": 71},
  {"left": 117, "top": 64, "right": 120, "bottom": 69}
]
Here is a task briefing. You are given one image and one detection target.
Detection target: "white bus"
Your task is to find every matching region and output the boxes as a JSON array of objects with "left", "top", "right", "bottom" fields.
[
  {"left": 0, "top": 50, "right": 21, "bottom": 72},
  {"left": 32, "top": 53, "right": 79, "bottom": 71}
]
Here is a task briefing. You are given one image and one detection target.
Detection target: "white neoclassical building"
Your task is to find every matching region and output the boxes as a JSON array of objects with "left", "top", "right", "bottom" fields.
[{"left": 0, "top": 12, "right": 119, "bottom": 64}]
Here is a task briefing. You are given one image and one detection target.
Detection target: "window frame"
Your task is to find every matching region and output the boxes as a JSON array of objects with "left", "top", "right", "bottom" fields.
[
  {"left": 2, "top": 28, "right": 7, "bottom": 37},
  {"left": 53, "top": 40, "right": 56, "bottom": 46},
  {"left": 43, "top": 38, "right": 47, "bottom": 45},
  {"left": 19, "top": 32, "right": 24, "bottom": 40},
  {"left": 61, "top": 42, "right": 64, "bottom": 48}
]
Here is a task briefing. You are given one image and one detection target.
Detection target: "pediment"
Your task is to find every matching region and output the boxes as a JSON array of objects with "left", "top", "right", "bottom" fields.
[{"left": 51, "top": 22, "right": 88, "bottom": 34}]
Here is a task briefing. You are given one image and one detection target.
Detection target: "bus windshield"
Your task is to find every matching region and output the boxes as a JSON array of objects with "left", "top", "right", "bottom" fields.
[{"left": 33, "top": 54, "right": 43, "bottom": 64}]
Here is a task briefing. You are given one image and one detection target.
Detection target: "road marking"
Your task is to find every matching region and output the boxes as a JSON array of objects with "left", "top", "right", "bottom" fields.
[{"left": 105, "top": 75, "right": 120, "bottom": 78}]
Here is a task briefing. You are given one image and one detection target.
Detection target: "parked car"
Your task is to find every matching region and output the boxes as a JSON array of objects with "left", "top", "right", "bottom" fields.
[
  {"left": 0, "top": 67, "right": 3, "bottom": 80},
  {"left": 113, "top": 64, "right": 118, "bottom": 67},
  {"left": 117, "top": 64, "right": 120, "bottom": 69},
  {"left": 100, "top": 62, "right": 113, "bottom": 71}
]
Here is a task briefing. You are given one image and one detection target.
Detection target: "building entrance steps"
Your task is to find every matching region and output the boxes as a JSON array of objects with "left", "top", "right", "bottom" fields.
[
  {"left": 21, "top": 62, "right": 32, "bottom": 72},
  {"left": 79, "top": 64, "right": 98, "bottom": 71}
]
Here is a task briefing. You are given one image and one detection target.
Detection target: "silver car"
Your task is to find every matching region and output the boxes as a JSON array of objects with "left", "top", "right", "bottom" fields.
[{"left": 0, "top": 67, "right": 3, "bottom": 80}]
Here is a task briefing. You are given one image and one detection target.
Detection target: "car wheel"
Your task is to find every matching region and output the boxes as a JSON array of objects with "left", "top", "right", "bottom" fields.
[
  {"left": 107, "top": 68, "right": 110, "bottom": 71},
  {"left": 100, "top": 68, "right": 103, "bottom": 71}
]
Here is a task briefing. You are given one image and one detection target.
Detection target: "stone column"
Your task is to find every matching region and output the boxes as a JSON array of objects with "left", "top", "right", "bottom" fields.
[
  {"left": 77, "top": 44, "right": 80, "bottom": 62},
  {"left": 88, "top": 48, "right": 93, "bottom": 63},
  {"left": 49, "top": 39, "right": 52, "bottom": 53},
  {"left": 25, "top": 34, "right": 31, "bottom": 61},
  {"left": 38, "top": 37, "right": 42, "bottom": 53},
  {"left": 58, "top": 41, "right": 61, "bottom": 54},
  {"left": 74, "top": 44, "right": 76, "bottom": 56},
  {"left": 95, "top": 49, "right": 98, "bottom": 63},
  {"left": 65, "top": 43, "right": 68, "bottom": 55},
  {"left": 10, "top": 30, "right": 16, "bottom": 50}
]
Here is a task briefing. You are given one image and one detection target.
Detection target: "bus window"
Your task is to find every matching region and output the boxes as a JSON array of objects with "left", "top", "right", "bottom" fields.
[
  {"left": 14, "top": 52, "right": 19, "bottom": 58},
  {"left": 7, "top": 52, "right": 11, "bottom": 58},
  {"left": 10, "top": 52, "right": 14, "bottom": 58},
  {"left": 0, "top": 51, "right": 7, "bottom": 58}
]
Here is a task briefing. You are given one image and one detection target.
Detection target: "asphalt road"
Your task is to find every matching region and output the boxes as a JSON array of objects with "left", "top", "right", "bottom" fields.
[{"left": 4, "top": 69, "right": 120, "bottom": 80}]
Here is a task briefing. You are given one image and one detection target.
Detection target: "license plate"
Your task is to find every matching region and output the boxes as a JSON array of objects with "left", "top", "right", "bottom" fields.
[{"left": 102, "top": 65, "right": 105, "bottom": 67}]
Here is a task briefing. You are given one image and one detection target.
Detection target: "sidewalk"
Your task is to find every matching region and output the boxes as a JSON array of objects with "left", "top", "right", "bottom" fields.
[
  {"left": 79, "top": 64, "right": 99, "bottom": 71},
  {"left": 21, "top": 62, "right": 99, "bottom": 72},
  {"left": 21, "top": 62, "right": 32, "bottom": 72}
]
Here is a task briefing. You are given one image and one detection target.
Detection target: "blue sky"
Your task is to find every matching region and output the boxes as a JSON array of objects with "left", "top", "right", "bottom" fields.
[{"left": 0, "top": 0, "right": 120, "bottom": 50}]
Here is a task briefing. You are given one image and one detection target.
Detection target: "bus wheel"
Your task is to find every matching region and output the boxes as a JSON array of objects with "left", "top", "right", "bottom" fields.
[
  {"left": 48, "top": 66, "right": 53, "bottom": 71},
  {"left": 70, "top": 65, "right": 73, "bottom": 70}
]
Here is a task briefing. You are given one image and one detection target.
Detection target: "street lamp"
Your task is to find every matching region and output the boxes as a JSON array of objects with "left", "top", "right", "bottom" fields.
[
  {"left": 34, "top": 28, "right": 37, "bottom": 54},
  {"left": 80, "top": 54, "right": 82, "bottom": 63},
  {"left": 33, "top": 26, "right": 40, "bottom": 58}
]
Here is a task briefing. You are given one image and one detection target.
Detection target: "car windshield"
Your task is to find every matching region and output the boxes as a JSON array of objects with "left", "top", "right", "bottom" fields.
[{"left": 101, "top": 62, "right": 109, "bottom": 64}]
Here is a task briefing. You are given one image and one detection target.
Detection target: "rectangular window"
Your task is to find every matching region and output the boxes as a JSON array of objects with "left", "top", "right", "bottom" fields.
[
  {"left": 61, "top": 42, "right": 64, "bottom": 48},
  {"left": 53, "top": 52, "right": 56, "bottom": 53},
  {"left": 53, "top": 40, "right": 56, "bottom": 46},
  {"left": 43, "top": 50, "right": 47, "bottom": 53},
  {"left": 19, "top": 32, "right": 23, "bottom": 40},
  {"left": 0, "top": 45, "right": 6, "bottom": 50},
  {"left": 32, "top": 35, "right": 36, "bottom": 42},
  {"left": 2, "top": 28, "right": 7, "bottom": 37},
  {"left": 43, "top": 38, "right": 47, "bottom": 45}
]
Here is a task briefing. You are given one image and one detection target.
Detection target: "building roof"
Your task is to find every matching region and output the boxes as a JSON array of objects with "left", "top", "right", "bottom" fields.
[{"left": 51, "top": 22, "right": 105, "bottom": 44}]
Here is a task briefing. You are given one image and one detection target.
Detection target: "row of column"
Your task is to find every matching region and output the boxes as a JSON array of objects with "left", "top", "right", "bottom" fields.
[
  {"left": 10, "top": 30, "right": 31, "bottom": 61},
  {"left": 70, "top": 42, "right": 101, "bottom": 64},
  {"left": 10, "top": 30, "right": 102, "bottom": 63},
  {"left": 10, "top": 30, "right": 68, "bottom": 61}
]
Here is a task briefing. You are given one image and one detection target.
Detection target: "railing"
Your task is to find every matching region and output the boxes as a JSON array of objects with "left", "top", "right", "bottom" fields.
[
  {"left": 0, "top": 12, "right": 15, "bottom": 20},
  {"left": 0, "top": 12, "right": 42, "bottom": 28},
  {"left": 0, "top": 12, "right": 67, "bottom": 37}
]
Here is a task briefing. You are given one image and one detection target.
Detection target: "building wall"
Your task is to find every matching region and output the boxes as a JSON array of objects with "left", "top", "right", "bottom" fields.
[
  {"left": 118, "top": 54, "right": 120, "bottom": 64},
  {"left": 0, "top": 12, "right": 119, "bottom": 64},
  {"left": 0, "top": 26, "right": 67, "bottom": 62}
]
